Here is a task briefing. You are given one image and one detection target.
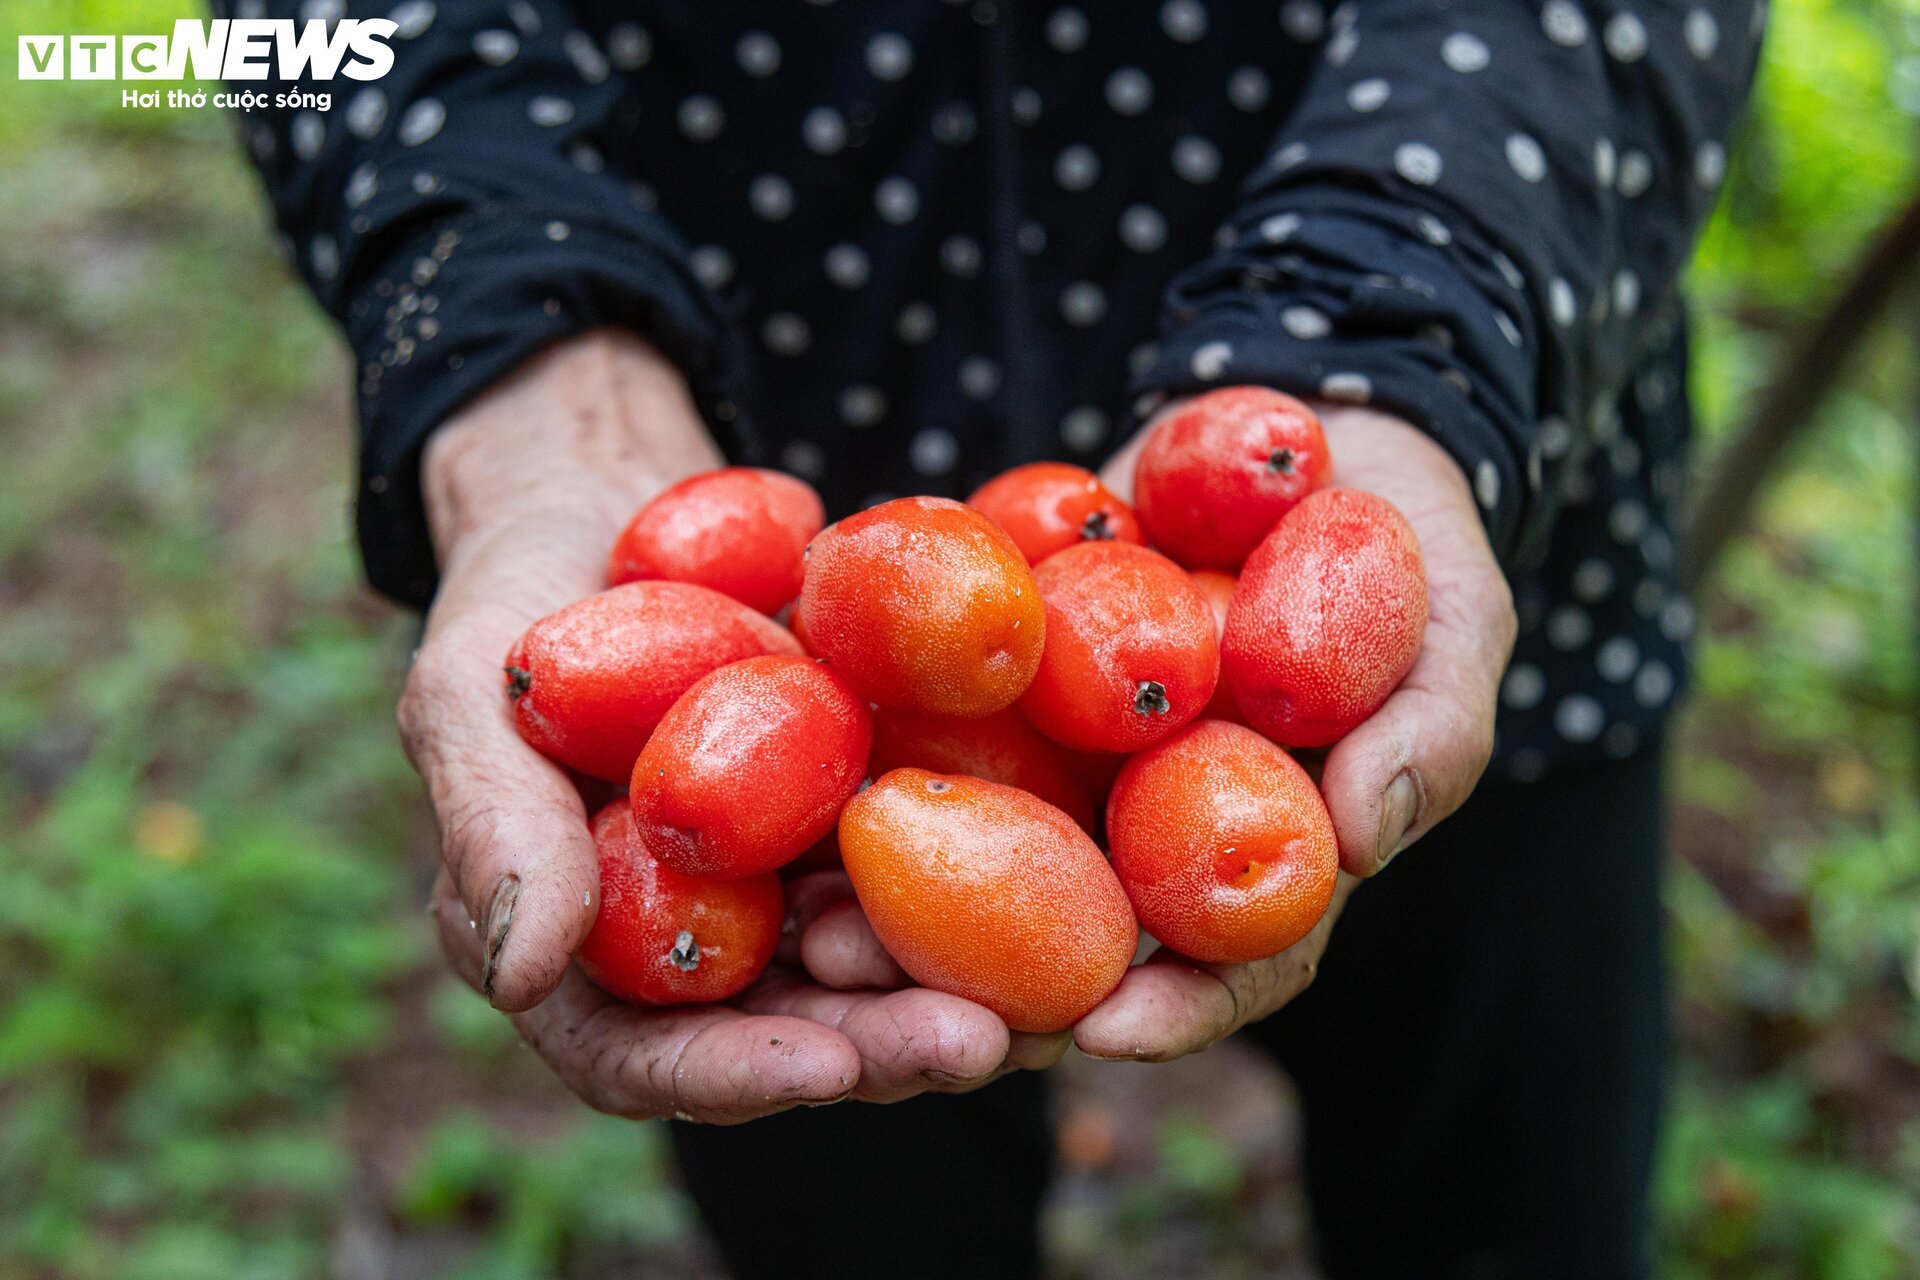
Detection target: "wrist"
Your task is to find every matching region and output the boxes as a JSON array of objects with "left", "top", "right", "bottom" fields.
[{"left": 422, "top": 328, "right": 723, "bottom": 562}]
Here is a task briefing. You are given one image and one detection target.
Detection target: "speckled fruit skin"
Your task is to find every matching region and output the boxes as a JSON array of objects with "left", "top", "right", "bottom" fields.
[
  {"left": 870, "top": 706, "right": 1098, "bottom": 834},
  {"left": 1188, "top": 570, "right": 1248, "bottom": 725},
  {"left": 578, "top": 802, "right": 783, "bottom": 1005},
  {"left": 839, "top": 770, "right": 1138, "bottom": 1033},
  {"left": 967, "top": 462, "right": 1145, "bottom": 566},
  {"left": 1133, "top": 387, "right": 1332, "bottom": 570},
  {"left": 504, "top": 582, "right": 801, "bottom": 783},
  {"left": 607, "top": 467, "right": 826, "bottom": 615},
  {"left": 1107, "top": 720, "right": 1337, "bottom": 964},
  {"left": 631, "top": 655, "right": 872, "bottom": 879},
  {"left": 1017, "top": 541, "right": 1219, "bottom": 754},
  {"left": 793, "top": 497, "right": 1045, "bottom": 716},
  {"left": 1223, "top": 488, "right": 1428, "bottom": 748}
]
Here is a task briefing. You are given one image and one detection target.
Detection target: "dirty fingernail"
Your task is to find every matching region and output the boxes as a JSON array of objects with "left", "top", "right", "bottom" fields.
[
  {"left": 1376, "top": 771, "right": 1421, "bottom": 868},
  {"left": 480, "top": 873, "right": 521, "bottom": 1004}
]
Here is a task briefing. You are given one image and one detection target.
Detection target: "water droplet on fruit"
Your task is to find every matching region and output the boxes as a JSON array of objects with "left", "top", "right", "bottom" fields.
[
  {"left": 1267, "top": 447, "right": 1296, "bottom": 476},
  {"left": 668, "top": 930, "right": 701, "bottom": 970},
  {"left": 1134, "top": 681, "right": 1172, "bottom": 716}
]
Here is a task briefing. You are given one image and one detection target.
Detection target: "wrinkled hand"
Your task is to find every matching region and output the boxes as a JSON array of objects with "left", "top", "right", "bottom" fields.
[
  {"left": 1073, "top": 400, "right": 1515, "bottom": 1061},
  {"left": 404, "top": 331, "right": 1065, "bottom": 1121}
]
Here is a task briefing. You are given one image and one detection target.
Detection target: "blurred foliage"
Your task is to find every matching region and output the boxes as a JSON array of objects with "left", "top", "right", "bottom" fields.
[{"left": 1, "top": 0, "right": 1917, "bottom": 1276}]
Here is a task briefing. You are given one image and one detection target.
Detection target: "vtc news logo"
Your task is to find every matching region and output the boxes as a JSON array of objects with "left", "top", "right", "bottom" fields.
[{"left": 18, "top": 18, "right": 397, "bottom": 82}]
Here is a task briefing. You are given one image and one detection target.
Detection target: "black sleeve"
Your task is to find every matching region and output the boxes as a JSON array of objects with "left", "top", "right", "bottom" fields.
[
  {"left": 212, "top": 1, "right": 747, "bottom": 606},
  {"left": 1131, "top": 0, "right": 1763, "bottom": 567}
]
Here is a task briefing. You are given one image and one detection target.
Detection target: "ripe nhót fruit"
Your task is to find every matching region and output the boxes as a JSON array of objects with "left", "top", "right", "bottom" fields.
[
  {"left": 1188, "top": 569, "right": 1248, "bottom": 725},
  {"left": 608, "top": 467, "right": 825, "bottom": 614},
  {"left": 869, "top": 706, "right": 1098, "bottom": 833},
  {"left": 967, "top": 462, "right": 1144, "bottom": 566},
  {"left": 631, "top": 655, "right": 872, "bottom": 879},
  {"left": 1107, "top": 720, "right": 1337, "bottom": 964},
  {"left": 577, "top": 802, "right": 783, "bottom": 1005},
  {"left": 1017, "top": 541, "right": 1219, "bottom": 753},
  {"left": 505, "top": 582, "right": 801, "bottom": 783},
  {"left": 1132, "top": 387, "right": 1331, "bottom": 570},
  {"left": 794, "top": 497, "right": 1045, "bottom": 716},
  {"left": 1223, "top": 488, "right": 1427, "bottom": 748},
  {"left": 839, "top": 769, "right": 1138, "bottom": 1033}
]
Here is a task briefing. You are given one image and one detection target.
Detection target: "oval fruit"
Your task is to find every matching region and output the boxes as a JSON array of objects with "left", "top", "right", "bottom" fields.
[
  {"left": 1133, "top": 387, "right": 1331, "bottom": 570},
  {"left": 505, "top": 582, "right": 801, "bottom": 783},
  {"left": 1188, "top": 570, "right": 1248, "bottom": 725},
  {"left": 1223, "top": 488, "right": 1427, "bottom": 748},
  {"left": 967, "top": 462, "right": 1144, "bottom": 566},
  {"left": 608, "top": 467, "right": 826, "bottom": 614},
  {"left": 869, "top": 706, "right": 1098, "bottom": 833},
  {"left": 839, "top": 770, "right": 1137, "bottom": 1033},
  {"left": 1017, "top": 541, "right": 1219, "bottom": 753},
  {"left": 794, "top": 497, "right": 1045, "bottom": 716},
  {"left": 577, "top": 802, "right": 783, "bottom": 1005},
  {"left": 1107, "top": 720, "right": 1338, "bottom": 964},
  {"left": 631, "top": 655, "right": 872, "bottom": 879}
]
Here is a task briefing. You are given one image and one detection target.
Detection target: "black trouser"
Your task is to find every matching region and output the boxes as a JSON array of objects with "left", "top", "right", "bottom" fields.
[{"left": 673, "top": 745, "right": 1668, "bottom": 1280}]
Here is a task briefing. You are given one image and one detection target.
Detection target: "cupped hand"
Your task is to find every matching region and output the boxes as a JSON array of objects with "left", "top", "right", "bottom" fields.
[{"left": 403, "top": 330, "right": 1065, "bottom": 1120}]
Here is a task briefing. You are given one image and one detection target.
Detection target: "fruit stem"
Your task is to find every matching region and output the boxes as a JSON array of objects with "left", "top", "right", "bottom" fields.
[
  {"left": 668, "top": 930, "right": 701, "bottom": 971},
  {"left": 504, "top": 665, "right": 532, "bottom": 699},
  {"left": 1080, "top": 510, "right": 1115, "bottom": 542},
  {"left": 1268, "top": 447, "right": 1297, "bottom": 476},
  {"left": 1133, "top": 681, "right": 1171, "bottom": 716}
]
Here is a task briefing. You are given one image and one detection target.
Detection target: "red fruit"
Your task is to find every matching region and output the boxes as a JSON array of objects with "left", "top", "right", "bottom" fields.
[
  {"left": 839, "top": 770, "right": 1138, "bottom": 1033},
  {"left": 1017, "top": 542, "right": 1219, "bottom": 753},
  {"left": 505, "top": 582, "right": 801, "bottom": 783},
  {"left": 794, "top": 497, "right": 1045, "bottom": 716},
  {"left": 968, "top": 462, "right": 1144, "bottom": 566},
  {"left": 1223, "top": 488, "right": 1427, "bottom": 748},
  {"left": 1107, "top": 720, "right": 1337, "bottom": 964},
  {"left": 631, "top": 655, "right": 872, "bottom": 879},
  {"left": 578, "top": 802, "right": 783, "bottom": 1004},
  {"left": 1188, "top": 570, "right": 1248, "bottom": 725},
  {"left": 870, "top": 706, "right": 1098, "bottom": 833},
  {"left": 1133, "top": 387, "right": 1332, "bottom": 570},
  {"left": 608, "top": 468, "right": 825, "bottom": 614}
]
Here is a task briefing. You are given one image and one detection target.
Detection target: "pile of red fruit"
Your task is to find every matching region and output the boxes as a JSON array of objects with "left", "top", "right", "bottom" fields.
[{"left": 503, "top": 388, "right": 1428, "bottom": 1033}]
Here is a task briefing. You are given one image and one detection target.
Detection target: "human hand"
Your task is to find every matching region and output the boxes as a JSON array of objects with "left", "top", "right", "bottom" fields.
[
  {"left": 1074, "top": 399, "right": 1515, "bottom": 1060},
  {"left": 404, "top": 330, "right": 1062, "bottom": 1119}
]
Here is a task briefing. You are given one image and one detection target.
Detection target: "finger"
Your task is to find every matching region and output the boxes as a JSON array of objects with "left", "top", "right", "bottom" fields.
[
  {"left": 774, "top": 870, "right": 858, "bottom": 967},
  {"left": 434, "top": 870, "right": 862, "bottom": 1121},
  {"left": 1005, "top": 1029, "right": 1075, "bottom": 1072},
  {"left": 740, "top": 971, "right": 1013, "bottom": 1103},
  {"left": 800, "top": 899, "right": 913, "bottom": 990},
  {"left": 401, "top": 518, "right": 611, "bottom": 1012}
]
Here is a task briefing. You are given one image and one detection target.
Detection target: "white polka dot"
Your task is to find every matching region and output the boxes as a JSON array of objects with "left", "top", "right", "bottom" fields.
[
  {"left": 1659, "top": 597, "right": 1696, "bottom": 642},
  {"left": 1696, "top": 141, "right": 1727, "bottom": 188},
  {"left": 1260, "top": 212, "right": 1303, "bottom": 244},
  {"left": 1441, "top": 32, "right": 1490, "bottom": 72},
  {"left": 1603, "top": 13, "right": 1648, "bottom": 61},
  {"left": 527, "top": 96, "right": 574, "bottom": 127},
  {"left": 1502, "top": 663, "right": 1546, "bottom": 709},
  {"left": 506, "top": 0, "right": 540, "bottom": 35},
  {"left": 1546, "top": 604, "right": 1592, "bottom": 650},
  {"left": 941, "top": 236, "right": 982, "bottom": 277},
  {"left": 1752, "top": 0, "right": 1768, "bottom": 38},
  {"left": 1320, "top": 371, "right": 1372, "bottom": 403},
  {"left": 825, "top": 243, "right": 870, "bottom": 289},
  {"left": 1596, "top": 635, "right": 1640, "bottom": 682},
  {"left": 1281, "top": 304, "right": 1332, "bottom": 339},
  {"left": 804, "top": 106, "right": 847, "bottom": 154},
  {"left": 1013, "top": 87, "right": 1044, "bottom": 124},
  {"left": 749, "top": 174, "right": 794, "bottom": 221},
  {"left": 1540, "top": 416, "right": 1574, "bottom": 460},
  {"left": 1173, "top": 136, "right": 1221, "bottom": 183},
  {"left": 1595, "top": 138, "right": 1617, "bottom": 187},
  {"left": 390, "top": 0, "right": 435, "bottom": 38},
  {"left": 678, "top": 95, "right": 724, "bottom": 141},
  {"left": 606, "top": 22, "right": 650, "bottom": 69},
  {"left": 569, "top": 141, "right": 604, "bottom": 173},
  {"left": 474, "top": 28, "right": 519, "bottom": 64},
  {"left": 1106, "top": 67, "right": 1154, "bottom": 115},
  {"left": 1475, "top": 459, "right": 1501, "bottom": 508},
  {"left": 1613, "top": 270, "right": 1641, "bottom": 317},
  {"left": 875, "top": 176, "right": 919, "bottom": 224},
  {"left": 1129, "top": 342, "right": 1160, "bottom": 376},
  {"left": 1609, "top": 499, "right": 1648, "bottom": 543},
  {"left": 1506, "top": 132, "right": 1547, "bottom": 182},
  {"left": 1061, "top": 406, "right": 1109, "bottom": 451},
  {"left": 932, "top": 101, "right": 977, "bottom": 145},
  {"left": 1347, "top": 77, "right": 1390, "bottom": 112},
  {"left": 760, "top": 308, "right": 806, "bottom": 353},
  {"left": 1281, "top": 0, "right": 1325, "bottom": 42},
  {"left": 1394, "top": 142, "right": 1443, "bottom": 185},
  {"left": 896, "top": 302, "right": 938, "bottom": 344},
  {"left": 1047, "top": 7, "right": 1089, "bottom": 52},
  {"left": 1618, "top": 150, "right": 1653, "bottom": 197},
  {"left": 396, "top": 99, "right": 444, "bottom": 146},
  {"left": 840, "top": 385, "right": 887, "bottom": 427},
  {"left": 1415, "top": 213, "right": 1451, "bottom": 246},
  {"left": 1191, "top": 341, "right": 1235, "bottom": 380},
  {"left": 866, "top": 32, "right": 913, "bottom": 80},
  {"left": 689, "top": 246, "right": 733, "bottom": 289},
  {"left": 781, "top": 439, "right": 827, "bottom": 480},
  {"left": 910, "top": 428, "right": 960, "bottom": 475},
  {"left": 1554, "top": 695, "right": 1606, "bottom": 743},
  {"left": 1633, "top": 660, "right": 1675, "bottom": 707},
  {"left": 736, "top": 30, "right": 781, "bottom": 76},
  {"left": 1572, "top": 557, "right": 1616, "bottom": 602},
  {"left": 302, "top": 0, "right": 344, "bottom": 21},
  {"left": 345, "top": 88, "right": 388, "bottom": 139},
  {"left": 310, "top": 234, "right": 338, "bottom": 280},
  {"left": 1326, "top": 26, "right": 1358, "bottom": 65},
  {"left": 543, "top": 219, "right": 570, "bottom": 241},
  {"left": 1120, "top": 204, "right": 1169, "bottom": 252},
  {"left": 1161, "top": 0, "right": 1208, "bottom": 42},
  {"left": 1685, "top": 8, "right": 1719, "bottom": 58},
  {"left": 1228, "top": 66, "right": 1271, "bottom": 111},
  {"left": 292, "top": 111, "right": 326, "bottom": 160},
  {"left": 1056, "top": 144, "right": 1101, "bottom": 190},
  {"left": 564, "top": 30, "right": 608, "bottom": 83},
  {"left": 345, "top": 163, "right": 378, "bottom": 207},
  {"left": 1061, "top": 281, "right": 1107, "bottom": 326},
  {"left": 1494, "top": 253, "right": 1527, "bottom": 292},
  {"left": 1271, "top": 141, "right": 1310, "bottom": 172},
  {"left": 1541, "top": 0, "right": 1588, "bottom": 46},
  {"left": 1549, "top": 278, "right": 1577, "bottom": 328},
  {"left": 960, "top": 356, "right": 1002, "bottom": 400}
]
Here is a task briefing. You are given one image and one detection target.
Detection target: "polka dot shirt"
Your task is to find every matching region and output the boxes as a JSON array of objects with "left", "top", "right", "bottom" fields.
[{"left": 225, "top": 0, "right": 1761, "bottom": 782}]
